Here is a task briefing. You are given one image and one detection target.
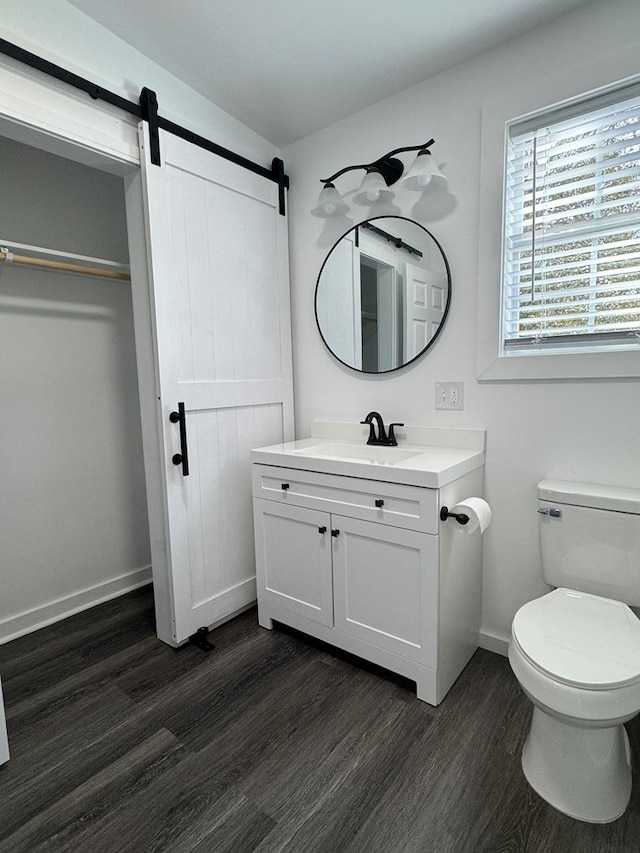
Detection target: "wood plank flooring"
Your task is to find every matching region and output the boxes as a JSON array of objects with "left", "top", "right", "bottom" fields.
[{"left": 1, "top": 586, "right": 639, "bottom": 852}]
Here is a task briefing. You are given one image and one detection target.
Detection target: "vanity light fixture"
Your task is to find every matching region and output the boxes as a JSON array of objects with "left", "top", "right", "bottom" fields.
[{"left": 311, "top": 138, "right": 445, "bottom": 218}]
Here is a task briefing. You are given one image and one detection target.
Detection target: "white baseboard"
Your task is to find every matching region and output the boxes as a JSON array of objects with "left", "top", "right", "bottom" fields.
[
  {"left": 0, "top": 565, "right": 153, "bottom": 645},
  {"left": 479, "top": 628, "right": 510, "bottom": 657}
]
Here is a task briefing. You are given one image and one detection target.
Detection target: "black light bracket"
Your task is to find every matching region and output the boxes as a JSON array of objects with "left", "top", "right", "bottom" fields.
[
  {"left": 320, "top": 138, "right": 435, "bottom": 187},
  {"left": 368, "top": 157, "right": 404, "bottom": 186}
]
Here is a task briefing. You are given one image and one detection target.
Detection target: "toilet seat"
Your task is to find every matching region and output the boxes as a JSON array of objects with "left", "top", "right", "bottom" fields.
[{"left": 512, "top": 588, "right": 640, "bottom": 690}]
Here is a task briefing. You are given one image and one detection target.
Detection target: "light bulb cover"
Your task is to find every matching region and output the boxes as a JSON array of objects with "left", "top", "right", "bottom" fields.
[
  {"left": 353, "top": 169, "right": 395, "bottom": 206},
  {"left": 311, "top": 183, "right": 349, "bottom": 218},
  {"left": 401, "top": 150, "right": 447, "bottom": 192}
]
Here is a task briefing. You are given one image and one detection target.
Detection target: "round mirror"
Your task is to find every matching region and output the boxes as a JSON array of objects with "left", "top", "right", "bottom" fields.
[{"left": 315, "top": 216, "right": 451, "bottom": 373}]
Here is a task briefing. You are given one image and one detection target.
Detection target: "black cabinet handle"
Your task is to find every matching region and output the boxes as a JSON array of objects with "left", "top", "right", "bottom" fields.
[
  {"left": 281, "top": 483, "right": 290, "bottom": 491},
  {"left": 169, "top": 402, "right": 189, "bottom": 476},
  {"left": 331, "top": 529, "right": 340, "bottom": 537},
  {"left": 318, "top": 526, "right": 327, "bottom": 534},
  {"left": 375, "top": 499, "right": 384, "bottom": 508}
]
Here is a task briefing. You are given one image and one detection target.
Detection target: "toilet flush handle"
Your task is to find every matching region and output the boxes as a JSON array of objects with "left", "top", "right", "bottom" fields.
[{"left": 538, "top": 507, "right": 562, "bottom": 518}]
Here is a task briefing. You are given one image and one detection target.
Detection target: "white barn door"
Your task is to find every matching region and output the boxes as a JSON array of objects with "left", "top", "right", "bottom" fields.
[{"left": 138, "top": 125, "right": 294, "bottom": 645}]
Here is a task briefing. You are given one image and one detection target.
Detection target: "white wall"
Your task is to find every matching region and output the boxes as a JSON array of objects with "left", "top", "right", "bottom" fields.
[
  {"left": 283, "top": 0, "right": 640, "bottom": 650},
  {"left": 0, "top": 0, "right": 279, "bottom": 169}
]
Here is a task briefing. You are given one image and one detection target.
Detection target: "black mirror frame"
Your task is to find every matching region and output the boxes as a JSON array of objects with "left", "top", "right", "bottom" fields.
[{"left": 314, "top": 216, "right": 452, "bottom": 374}]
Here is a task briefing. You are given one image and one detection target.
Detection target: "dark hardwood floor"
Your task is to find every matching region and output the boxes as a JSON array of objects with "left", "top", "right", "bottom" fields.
[{"left": 1, "top": 587, "right": 639, "bottom": 852}]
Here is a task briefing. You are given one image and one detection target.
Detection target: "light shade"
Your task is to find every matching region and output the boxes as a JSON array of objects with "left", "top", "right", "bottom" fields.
[
  {"left": 311, "top": 183, "right": 350, "bottom": 218},
  {"left": 353, "top": 169, "right": 395, "bottom": 206},
  {"left": 401, "top": 150, "right": 447, "bottom": 191}
]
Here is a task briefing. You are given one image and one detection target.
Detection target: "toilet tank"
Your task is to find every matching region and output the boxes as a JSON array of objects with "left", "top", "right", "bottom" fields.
[{"left": 538, "top": 480, "right": 640, "bottom": 605}]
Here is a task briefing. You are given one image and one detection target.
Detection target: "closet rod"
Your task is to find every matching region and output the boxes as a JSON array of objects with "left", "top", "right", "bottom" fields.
[{"left": 0, "top": 242, "right": 131, "bottom": 282}]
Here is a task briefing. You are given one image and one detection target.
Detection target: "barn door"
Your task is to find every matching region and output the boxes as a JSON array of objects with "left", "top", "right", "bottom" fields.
[{"left": 138, "top": 124, "right": 294, "bottom": 645}]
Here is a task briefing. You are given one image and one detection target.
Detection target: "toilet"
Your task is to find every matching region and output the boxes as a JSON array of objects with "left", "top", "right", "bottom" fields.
[{"left": 509, "top": 479, "right": 640, "bottom": 823}]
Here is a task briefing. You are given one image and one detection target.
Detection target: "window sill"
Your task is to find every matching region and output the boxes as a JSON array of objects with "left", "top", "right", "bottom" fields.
[{"left": 478, "top": 348, "right": 640, "bottom": 382}]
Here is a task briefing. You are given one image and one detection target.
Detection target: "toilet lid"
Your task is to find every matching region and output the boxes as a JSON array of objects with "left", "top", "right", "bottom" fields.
[{"left": 512, "top": 588, "right": 640, "bottom": 689}]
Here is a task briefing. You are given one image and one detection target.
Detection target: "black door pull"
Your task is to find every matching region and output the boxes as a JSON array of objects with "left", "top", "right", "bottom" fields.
[
  {"left": 375, "top": 499, "right": 384, "bottom": 508},
  {"left": 331, "top": 529, "right": 340, "bottom": 537},
  {"left": 169, "top": 402, "right": 189, "bottom": 476}
]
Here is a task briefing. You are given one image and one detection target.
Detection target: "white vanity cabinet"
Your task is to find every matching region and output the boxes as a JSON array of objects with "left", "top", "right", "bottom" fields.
[
  {"left": 253, "top": 493, "right": 438, "bottom": 665},
  {"left": 251, "top": 448, "right": 484, "bottom": 706}
]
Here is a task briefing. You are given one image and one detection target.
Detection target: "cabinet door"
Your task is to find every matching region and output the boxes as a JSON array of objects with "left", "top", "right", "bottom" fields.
[
  {"left": 254, "top": 499, "right": 333, "bottom": 627},
  {"left": 332, "top": 516, "right": 438, "bottom": 666}
]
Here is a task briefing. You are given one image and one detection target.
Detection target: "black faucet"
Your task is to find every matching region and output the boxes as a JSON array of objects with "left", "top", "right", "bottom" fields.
[{"left": 360, "top": 412, "right": 404, "bottom": 446}]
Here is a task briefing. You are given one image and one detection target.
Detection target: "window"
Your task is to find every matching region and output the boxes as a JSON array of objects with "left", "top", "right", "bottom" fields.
[{"left": 502, "top": 83, "right": 640, "bottom": 356}]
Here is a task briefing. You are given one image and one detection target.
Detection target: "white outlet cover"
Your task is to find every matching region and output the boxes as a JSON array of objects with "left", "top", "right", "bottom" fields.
[{"left": 435, "top": 381, "right": 464, "bottom": 410}]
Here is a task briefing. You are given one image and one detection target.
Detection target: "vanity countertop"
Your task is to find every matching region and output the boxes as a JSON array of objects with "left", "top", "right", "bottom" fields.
[{"left": 250, "top": 422, "right": 485, "bottom": 488}]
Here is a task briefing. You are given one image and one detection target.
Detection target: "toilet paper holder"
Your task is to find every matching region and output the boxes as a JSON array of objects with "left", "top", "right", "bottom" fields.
[{"left": 440, "top": 506, "right": 469, "bottom": 525}]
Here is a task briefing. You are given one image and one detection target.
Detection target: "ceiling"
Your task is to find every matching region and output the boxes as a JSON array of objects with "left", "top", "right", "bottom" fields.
[{"left": 67, "top": 0, "right": 596, "bottom": 148}]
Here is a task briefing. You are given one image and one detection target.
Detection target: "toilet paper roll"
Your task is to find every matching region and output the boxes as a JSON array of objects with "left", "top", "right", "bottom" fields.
[{"left": 450, "top": 497, "right": 492, "bottom": 534}]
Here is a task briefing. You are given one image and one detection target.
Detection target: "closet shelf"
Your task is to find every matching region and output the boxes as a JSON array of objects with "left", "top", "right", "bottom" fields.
[{"left": 0, "top": 239, "right": 131, "bottom": 282}]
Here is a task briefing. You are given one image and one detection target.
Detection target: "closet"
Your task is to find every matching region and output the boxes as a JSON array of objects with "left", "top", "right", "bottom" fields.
[{"left": 0, "top": 136, "right": 151, "bottom": 643}]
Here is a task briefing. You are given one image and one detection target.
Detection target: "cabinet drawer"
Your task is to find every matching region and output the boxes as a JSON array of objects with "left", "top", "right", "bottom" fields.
[{"left": 252, "top": 464, "right": 437, "bottom": 533}]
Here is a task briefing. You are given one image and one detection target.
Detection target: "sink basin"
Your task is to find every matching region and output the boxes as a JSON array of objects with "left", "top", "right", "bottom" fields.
[
  {"left": 292, "top": 442, "right": 422, "bottom": 465},
  {"left": 251, "top": 422, "right": 486, "bottom": 487}
]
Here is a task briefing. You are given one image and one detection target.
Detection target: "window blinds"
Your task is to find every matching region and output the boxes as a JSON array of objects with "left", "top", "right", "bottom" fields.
[{"left": 502, "top": 85, "right": 640, "bottom": 354}]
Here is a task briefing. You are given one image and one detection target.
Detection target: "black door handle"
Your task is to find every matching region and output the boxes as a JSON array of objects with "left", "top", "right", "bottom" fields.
[
  {"left": 331, "top": 529, "right": 340, "bottom": 537},
  {"left": 169, "top": 402, "right": 189, "bottom": 476},
  {"left": 318, "top": 526, "right": 327, "bottom": 534},
  {"left": 375, "top": 499, "right": 384, "bottom": 508}
]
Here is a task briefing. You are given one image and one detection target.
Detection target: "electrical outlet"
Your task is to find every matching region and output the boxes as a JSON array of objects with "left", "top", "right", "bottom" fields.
[{"left": 435, "top": 381, "right": 464, "bottom": 410}]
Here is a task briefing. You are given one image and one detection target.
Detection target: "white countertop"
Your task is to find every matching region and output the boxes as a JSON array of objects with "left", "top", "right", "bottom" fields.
[{"left": 251, "top": 422, "right": 485, "bottom": 488}]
